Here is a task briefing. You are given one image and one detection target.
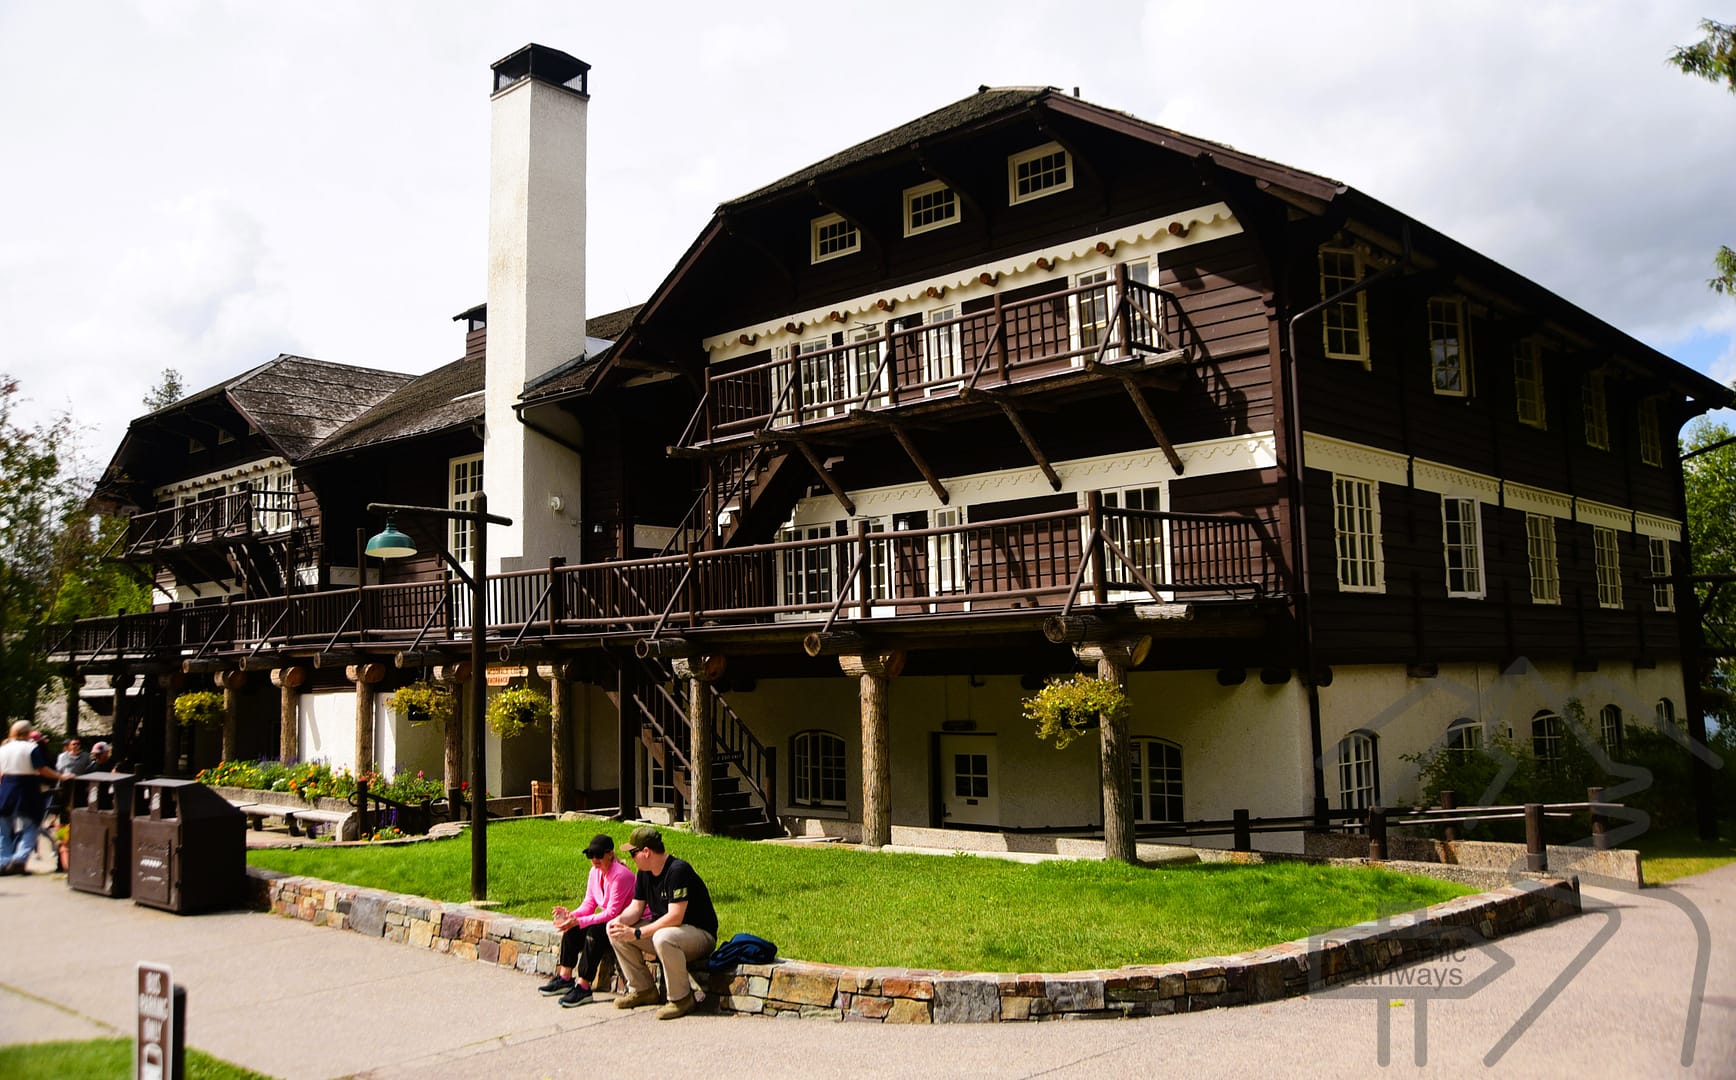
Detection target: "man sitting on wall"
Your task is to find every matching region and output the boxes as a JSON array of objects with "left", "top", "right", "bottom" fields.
[{"left": 606, "top": 825, "right": 718, "bottom": 1020}]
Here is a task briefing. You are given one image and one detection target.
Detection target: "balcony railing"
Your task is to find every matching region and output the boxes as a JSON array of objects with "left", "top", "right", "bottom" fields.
[
  {"left": 706, "top": 268, "right": 1183, "bottom": 440},
  {"left": 46, "top": 502, "right": 1279, "bottom": 662},
  {"left": 125, "top": 489, "right": 298, "bottom": 555}
]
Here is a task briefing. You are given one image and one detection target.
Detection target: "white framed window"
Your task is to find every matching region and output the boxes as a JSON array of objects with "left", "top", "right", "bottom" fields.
[
  {"left": 810, "top": 213, "right": 859, "bottom": 263},
  {"left": 1332, "top": 475, "right": 1383, "bottom": 592},
  {"left": 449, "top": 454, "right": 484, "bottom": 566},
  {"left": 1101, "top": 486, "right": 1167, "bottom": 595},
  {"left": 1514, "top": 341, "right": 1547, "bottom": 429},
  {"left": 1583, "top": 371, "right": 1609, "bottom": 449},
  {"left": 1008, "top": 142, "right": 1072, "bottom": 204},
  {"left": 1442, "top": 497, "right": 1484, "bottom": 598},
  {"left": 1526, "top": 514, "right": 1560, "bottom": 604},
  {"left": 1593, "top": 526, "right": 1623, "bottom": 609},
  {"left": 1599, "top": 704, "right": 1624, "bottom": 755},
  {"left": 920, "top": 307, "right": 962, "bottom": 391},
  {"left": 930, "top": 507, "right": 966, "bottom": 595},
  {"left": 903, "top": 180, "right": 959, "bottom": 236},
  {"left": 1650, "top": 537, "right": 1674, "bottom": 612},
  {"left": 641, "top": 742, "right": 674, "bottom": 807},
  {"left": 1320, "top": 247, "right": 1369, "bottom": 363},
  {"left": 852, "top": 517, "right": 893, "bottom": 607},
  {"left": 1532, "top": 710, "right": 1563, "bottom": 774},
  {"left": 1656, "top": 698, "right": 1679, "bottom": 731},
  {"left": 1446, "top": 717, "right": 1482, "bottom": 756},
  {"left": 779, "top": 524, "right": 835, "bottom": 608},
  {"left": 1638, "top": 399, "right": 1663, "bottom": 467},
  {"left": 848, "top": 325, "right": 889, "bottom": 408},
  {"left": 791, "top": 336, "right": 834, "bottom": 419},
  {"left": 1073, "top": 268, "right": 1113, "bottom": 355},
  {"left": 1337, "top": 731, "right": 1379, "bottom": 810},
  {"left": 1428, "top": 297, "right": 1471, "bottom": 396},
  {"left": 791, "top": 730, "right": 847, "bottom": 807},
  {"left": 250, "top": 467, "right": 296, "bottom": 534},
  {"left": 1129, "top": 737, "right": 1183, "bottom": 824}
]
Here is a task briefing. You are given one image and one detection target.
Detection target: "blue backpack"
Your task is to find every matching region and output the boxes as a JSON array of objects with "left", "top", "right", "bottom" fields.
[{"left": 706, "top": 932, "right": 778, "bottom": 969}]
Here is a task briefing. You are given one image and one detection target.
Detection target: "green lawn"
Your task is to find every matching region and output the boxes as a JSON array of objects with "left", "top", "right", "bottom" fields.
[
  {"left": 0, "top": 1039, "right": 271, "bottom": 1080},
  {"left": 1630, "top": 824, "right": 1736, "bottom": 883},
  {"left": 250, "top": 819, "right": 1474, "bottom": 971}
]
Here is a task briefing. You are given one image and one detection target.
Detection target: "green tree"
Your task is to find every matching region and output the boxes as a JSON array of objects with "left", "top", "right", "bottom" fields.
[
  {"left": 1683, "top": 420, "right": 1736, "bottom": 723},
  {"left": 1671, "top": 19, "right": 1736, "bottom": 295},
  {"left": 142, "top": 368, "right": 184, "bottom": 412}
]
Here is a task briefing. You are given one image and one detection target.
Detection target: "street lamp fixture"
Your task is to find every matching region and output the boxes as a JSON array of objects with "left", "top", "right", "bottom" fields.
[{"left": 366, "top": 495, "right": 512, "bottom": 902}]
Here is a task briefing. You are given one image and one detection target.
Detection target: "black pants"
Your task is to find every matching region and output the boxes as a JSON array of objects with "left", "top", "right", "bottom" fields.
[{"left": 559, "top": 922, "right": 610, "bottom": 981}]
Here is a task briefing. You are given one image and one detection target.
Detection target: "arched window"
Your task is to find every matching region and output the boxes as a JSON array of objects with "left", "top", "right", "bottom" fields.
[
  {"left": 1129, "top": 737, "right": 1183, "bottom": 823},
  {"left": 1532, "top": 710, "right": 1563, "bottom": 773},
  {"left": 1599, "top": 704, "right": 1624, "bottom": 755},
  {"left": 791, "top": 730, "right": 847, "bottom": 808},
  {"left": 1445, "top": 717, "right": 1482, "bottom": 755},
  {"left": 1656, "top": 698, "right": 1679, "bottom": 731},
  {"left": 1337, "top": 731, "right": 1379, "bottom": 810}
]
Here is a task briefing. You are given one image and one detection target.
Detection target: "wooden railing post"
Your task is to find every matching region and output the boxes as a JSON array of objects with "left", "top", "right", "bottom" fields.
[
  {"left": 1087, "top": 491, "right": 1107, "bottom": 607},
  {"left": 547, "top": 557, "right": 566, "bottom": 636},
  {"left": 764, "top": 745, "right": 778, "bottom": 828},
  {"left": 857, "top": 520, "right": 871, "bottom": 620},
  {"left": 357, "top": 777, "right": 372, "bottom": 838},
  {"left": 1439, "top": 789, "right": 1459, "bottom": 843},
  {"left": 1524, "top": 803, "right": 1547, "bottom": 871},
  {"left": 1367, "top": 806, "right": 1387, "bottom": 861},
  {"left": 1113, "top": 261, "right": 1132, "bottom": 359},
  {"left": 993, "top": 290, "right": 1009, "bottom": 382},
  {"left": 1233, "top": 808, "right": 1251, "bottom": 853},
  {"left": 1588, "top": 787, "right": 1609, "bottom": 850}
]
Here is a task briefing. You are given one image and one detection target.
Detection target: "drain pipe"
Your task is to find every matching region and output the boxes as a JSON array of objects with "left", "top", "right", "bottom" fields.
[{"left": 1280, "top": 223, "right": 1412, "bottom": 826}]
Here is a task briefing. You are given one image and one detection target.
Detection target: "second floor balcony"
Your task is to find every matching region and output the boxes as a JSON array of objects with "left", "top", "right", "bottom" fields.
[{"left": 125, "top": 488, "right": 298, "bottom": 557}]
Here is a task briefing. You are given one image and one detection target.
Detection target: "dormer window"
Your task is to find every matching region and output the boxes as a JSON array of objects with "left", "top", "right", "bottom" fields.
[
  {"left": 903, "top": 180, "right": 959, "bottom": 236},
  {"left": 811, "top": 214, "right": 859, "bottom": 263},
  {"left": 1320, "top": 247, "right": 1369, "bottom": 364},
  {"left": 1008, "top": 142, "right": 1072, "bottom": 204}
]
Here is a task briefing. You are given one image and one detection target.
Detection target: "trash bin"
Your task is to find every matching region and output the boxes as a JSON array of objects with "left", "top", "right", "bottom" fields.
[
  {"left": 131, "top": 779, "right": 246, "bottom": 915},
  {"left": 68, "top": 772, "right": 137, "bottom": 898}
]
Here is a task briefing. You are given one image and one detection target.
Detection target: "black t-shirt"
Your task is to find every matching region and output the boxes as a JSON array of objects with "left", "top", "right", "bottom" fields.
[{"left": 635, "top": 855, "right": 718, "bottom": 937}]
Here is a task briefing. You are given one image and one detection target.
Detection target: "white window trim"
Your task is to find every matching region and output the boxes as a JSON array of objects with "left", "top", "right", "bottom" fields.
[
  {"left": 791, "top": 730, "right": 848, "bottom": 808},
  {"left": 1526, "top": 513, "right": 1560, "bottom": 605},
  {"left": 1514, "top": 340, "right": 1547, "bottom": 430},
  {"left": 1593, "top": 525, "right": 1623, "bottom": 609},
  {"left": 449, "top": 453, "right": 484, "bottom": 568},
  {"left": 1320, "top": 247, "right": 1370, "bottom": 365},
  {"left": 1336, "top": 731, "right": 1379, "bottom": 810},
  {"left": 1583, "top": 370, "right": 1609, "bottom": 450},
  {"left": 1638, "top": 399, "right": 1663, "bottom": 467},
  {"left": 1427, "top": 296, "right": 1471, "bottom": 397},
  {"left": 902, "top": 179, "right": 960, "bottom": 237},
  {"left": 1441, "top": 496, "right": 1485, "bottom": 599},
  {"left": 1129, "top": 736, "right": 1183, "bottom": 824},
  {"left": 1650, "top": 537, "right": 1675, "bottom": 612},
  {"left": 810, "top": 213, "right": 859, "bottom": 264},
  {"left": 1332, "top": 474, "right": 1385, "bottom": 594},
  {"left": 1007, "top": 142, "right": 1073, "bottom": 205}
]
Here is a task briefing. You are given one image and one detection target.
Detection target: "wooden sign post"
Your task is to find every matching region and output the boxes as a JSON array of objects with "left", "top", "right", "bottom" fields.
[{"left": 136, "top": 962, "right": 184, "bottom": 1080}]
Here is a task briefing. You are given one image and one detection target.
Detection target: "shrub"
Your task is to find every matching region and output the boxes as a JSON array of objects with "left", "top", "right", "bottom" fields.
[
  {"left": 486, "top": 685, "right": 551, "bottom": 739},
  {"left": 1024, "top": 677, "right": 1128, "bottom": 750},
  {"left": 390, "top": 681, "right": 454, "bottom": 727},
  {"left": 173, "top": 690, "right": 225, "bottom": 728}
]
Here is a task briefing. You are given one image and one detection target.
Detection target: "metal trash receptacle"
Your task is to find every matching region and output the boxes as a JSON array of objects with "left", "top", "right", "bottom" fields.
[
  {"left": 68, "top": 772, "right": 137, "bottom": 898},
  {"left": 131, "top": 779, "right": 247, "bottom": 914}
]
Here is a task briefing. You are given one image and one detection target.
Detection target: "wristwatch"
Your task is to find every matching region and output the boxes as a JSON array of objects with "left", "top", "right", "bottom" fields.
[{"left": 634, "top": 927, "right": 641, "bottom": 939}]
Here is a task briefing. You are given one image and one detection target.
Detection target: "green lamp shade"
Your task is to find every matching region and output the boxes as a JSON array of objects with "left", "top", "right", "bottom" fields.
[{"left": 365, "top": 519, "right": 418, "bottom": 559}]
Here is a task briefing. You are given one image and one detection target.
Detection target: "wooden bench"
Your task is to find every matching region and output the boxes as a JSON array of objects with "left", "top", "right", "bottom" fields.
[
  {"left": 224, "top": 799, "right": 351, "bottom": 839},
  {"left": 288, "top": 808, "right": 350, "bottom": 839}
]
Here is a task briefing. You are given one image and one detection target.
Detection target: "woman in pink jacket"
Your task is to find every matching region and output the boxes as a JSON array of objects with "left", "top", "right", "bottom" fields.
[{"left": 540, "top": 833, "right": 637, "bottom": 1007}]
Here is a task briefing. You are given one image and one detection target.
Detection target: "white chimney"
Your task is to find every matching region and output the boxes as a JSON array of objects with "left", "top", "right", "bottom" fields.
[{"left": 483, "top": 44, "right": 589, "bottom": 571}]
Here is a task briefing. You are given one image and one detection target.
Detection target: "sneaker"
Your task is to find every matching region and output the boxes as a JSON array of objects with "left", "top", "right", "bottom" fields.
[
  {"left": 657, "top": 995, "right": 696, "bottom": 1020},
  {"left": 537, "top": 976, "right": 575, "bottom": 996},
  {"left": 614, "top": 988, "right": 661, "bottom": 1009},
  {"left": 559, "top": 985, "right": 593, "bottom": 1008}
]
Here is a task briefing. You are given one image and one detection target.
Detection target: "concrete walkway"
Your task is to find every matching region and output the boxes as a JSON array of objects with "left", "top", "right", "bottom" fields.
[{"left": 1, "top": 849, "right": 1731, "bottom": 1079}]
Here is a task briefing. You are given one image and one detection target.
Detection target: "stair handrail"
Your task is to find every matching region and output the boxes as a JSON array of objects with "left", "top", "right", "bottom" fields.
[{"left": 706, "top": 684, "right": 775, "bottom": 820}]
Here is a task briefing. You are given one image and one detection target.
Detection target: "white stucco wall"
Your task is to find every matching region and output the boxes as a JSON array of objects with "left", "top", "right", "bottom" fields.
[{"left": 297, "top": 689, "right": 442, "bottom": 779}]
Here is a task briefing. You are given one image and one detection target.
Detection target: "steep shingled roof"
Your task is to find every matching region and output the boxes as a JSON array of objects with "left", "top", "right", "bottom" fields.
[{"left": 520, "top": 304, "right": 641, "bottom": 403}]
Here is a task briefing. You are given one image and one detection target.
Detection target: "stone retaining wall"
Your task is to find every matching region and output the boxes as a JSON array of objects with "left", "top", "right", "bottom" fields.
[
  {"left": 1301, "top": 832, "right": 1644, "bottom": 887},
  {"left": 246, "top": 868, "right": 1581, "bottom": 1023}
]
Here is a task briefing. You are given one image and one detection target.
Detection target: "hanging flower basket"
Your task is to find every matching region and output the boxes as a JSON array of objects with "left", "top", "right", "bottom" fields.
[
  {"left": 173, "top": 690, "right": 226, "bottom": 729},
  {"left": 391, "top": 680, "right": 454, "bottom": 727},
  {"left": 486, "top": 685, "right": 552, "bottom": 740},
  {"left": 1023, "top": 677, "right": 1129, "bottom": 750}
]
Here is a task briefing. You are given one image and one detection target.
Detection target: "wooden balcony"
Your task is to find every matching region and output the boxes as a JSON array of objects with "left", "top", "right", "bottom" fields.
[
  {"left": 125, "top": 489, "right": 298, "bottom": 556},
  {"left": 47, "top": 502, "right": 1282, "bottom": 665},
  {"left": 700, "top": 267, "right": 1188, "bottom": 447}
]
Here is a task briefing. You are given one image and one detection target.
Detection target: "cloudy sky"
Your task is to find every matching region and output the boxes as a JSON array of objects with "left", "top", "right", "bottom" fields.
[{"left": 2, "top": 1, "right": 1732, "bottom": 468}]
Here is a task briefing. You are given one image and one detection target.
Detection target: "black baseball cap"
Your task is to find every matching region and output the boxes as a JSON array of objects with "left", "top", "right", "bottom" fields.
[{"left": 582, "top": 834, "right": 615, "bottom": 859}]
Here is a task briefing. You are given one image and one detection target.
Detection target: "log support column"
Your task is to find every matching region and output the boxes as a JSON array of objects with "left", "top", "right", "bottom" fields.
[
  {"left": 64, "top": 672, "right": 83, "bottom": 742},
  {"left": 214, "top": 669, "right": 246, "bottom": 763},
  {"left": 1074, "top": 636, "right": 1150, "bottom": 865},
  {"left": 672, "top": 655, "right": 726, "bottom": 835},
  {"left": 158, "top": 673, "right": 183, "bottom": 776},
  {"left": 839, "top": 650, "right": 906, "bottom": 849},
  {"left": 435, "top": 663, "right": 471, "bottom": 793},
  {"left": 271, "top": 666, "right": 308, "bottom": 764},
  {"left": 346, "top": 663, "right": 388, "bottom": 774},
  {"left": 538, "top": 662, "right": 578, "bottom": 814}
]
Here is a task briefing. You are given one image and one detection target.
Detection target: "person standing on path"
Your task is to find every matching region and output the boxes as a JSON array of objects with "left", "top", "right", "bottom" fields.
[
  {"left": 607, "top": 825, "right": 718, "bottom": 1020},
  {"left": 0, "top": 722, "right": 74, "bottom": 874},
  {"left": 540, "top": 833, "right": 636, "bottom": 1008}
]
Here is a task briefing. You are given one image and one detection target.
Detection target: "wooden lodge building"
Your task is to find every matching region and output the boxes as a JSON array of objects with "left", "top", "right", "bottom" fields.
[{"left": 49, "top": 45, "right": 1729, "bottom": 853}]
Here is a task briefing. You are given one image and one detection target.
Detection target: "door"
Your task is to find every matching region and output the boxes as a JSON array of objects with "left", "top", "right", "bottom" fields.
[{"left": 938, "top": 735, "right": 998, "bottom": 827}]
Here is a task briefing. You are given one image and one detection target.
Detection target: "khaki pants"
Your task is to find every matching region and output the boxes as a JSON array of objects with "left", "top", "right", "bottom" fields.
[{"left": 610, "top": 924, "right": 715, "bottom": 1001}]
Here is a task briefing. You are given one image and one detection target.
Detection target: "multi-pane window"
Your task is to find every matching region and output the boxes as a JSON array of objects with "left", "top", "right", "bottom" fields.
[
  {"left": 1657, "top": 698, "right": 1679, "bottom": 731},
  {"left": 810, "top": 213, "right": 859, "bottom": 262},
  {"left": 1428, "top": 297, "right": 1471, "bottom": 396},
  {"left": 1650, "top": 537, "right": 1675, "bottom": 612},
  {"left": 1593, "top": 526, "right": 1623, "bottom": 609},
  {"left": 856, "top": 518, "right": 892, "bottom": 603},
  {"left": 449, "top": 454, "right": 484, "bottom": 566},
  {"left": 1514, "top": 341, "right": 1547, "bottom": 429},
  {"left": 848, "top": 326, "right": 888, "bottom": 407},
  {"left": 1532, "top": 711, "right": 1564, "bottom": 774},
  {"left": 903, "top": 180, "right": 959, "bottom": 236},
  {"left": 1333, "top": 475, "right": 1382, "bottom": 592},
  {"left": 1599, "top": 705, "right": 1624, "bottom": 756},
  {"left": 1320, "top": 248, "right": 1368, "bottom": 362},
  {"left": 921, "top": 307, "right": 961, "bottom": 389},
  {"left": 1446, "top": 718, "right": 1483, "bottom": 756},
  {"left": 792, "top": 337, "right": 834, "bottom": 418},
  {"left": 1638, "top": 400, "right": 1663, "bottom": 466},
  {"left": 953, "top": 751, "right": 990, "bottom": 798},
  {"left": 1129, "top": 738, "right": 1183, "bottom": 824},
  {"left": 1101, "top": 486, "right": 1166, "bottom": 588},
  {"left": 643, "top": 744, "right": 674, "bottom": 806},
  {"left": 1526, "top": 514, "right": 1560, "bottom": 604},
  {"left": 1442, "top": 497, "right": 1484, "bottom": 598},
  {"left": 791, "top": 730, "right": 847, "bottom": 807},
  {"left": 1075, "top": 269, "right": 1112, "bottom": 352},
  {"left": 1583, "top": 371, "right": 1609, "bottom": 449},
  {"left": 930, "top": 507, "right": 966, "bottom": 595},
  {"left": 1008, "top": 142, "right": 1072, "bottom": 204},
  {"left": 1337, "top": 731, "right": 1379, "bottom": 810},
  {"left": 779, "top": 524, "right": 835, "bottom": 607},
  {"left": 251, "top": 467, "right": 296, "bottom": 534}
]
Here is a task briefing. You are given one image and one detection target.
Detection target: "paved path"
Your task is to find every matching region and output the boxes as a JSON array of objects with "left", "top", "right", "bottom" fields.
[{"left": 1, "top": 850, "right": 1731, "bottom": 1079}]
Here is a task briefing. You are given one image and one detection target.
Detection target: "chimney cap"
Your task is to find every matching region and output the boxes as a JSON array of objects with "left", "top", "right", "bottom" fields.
[{"left": 491, "top": 44, "right": 589, "bottom": 97}]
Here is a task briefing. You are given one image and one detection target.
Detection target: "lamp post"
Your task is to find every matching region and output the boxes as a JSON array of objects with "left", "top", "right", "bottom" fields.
[{"left": 366, "top": 495, "right": 512, "bottom": 901}]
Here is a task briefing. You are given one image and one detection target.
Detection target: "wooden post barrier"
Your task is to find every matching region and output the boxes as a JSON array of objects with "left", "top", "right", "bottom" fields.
[
  {"left": 1232, "top": 808, "right": 1251, "bottom": 853},
  {"left": 1525, "top": 803, "right": 1547, "bottom": 871},
  {"left": 1439, "top": 789, "right": 1458, "bottom": 844},
  {"left": 1589, "top": 786, "right": 1609, "bottom": 851},
  {"left": 1367, "top": 806, "right": 1387, "bottom": 862}
]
